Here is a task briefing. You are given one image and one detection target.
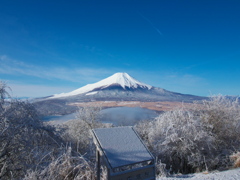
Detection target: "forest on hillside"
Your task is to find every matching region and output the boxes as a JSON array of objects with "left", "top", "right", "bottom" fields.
[{"left": 0, "top": 81, "right": 240, "bottom": 179}]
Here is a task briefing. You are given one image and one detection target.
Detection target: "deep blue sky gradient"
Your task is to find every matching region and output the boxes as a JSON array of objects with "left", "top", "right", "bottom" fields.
[{"left": 0, "top": 0, "right": 240, "bottom": 97}]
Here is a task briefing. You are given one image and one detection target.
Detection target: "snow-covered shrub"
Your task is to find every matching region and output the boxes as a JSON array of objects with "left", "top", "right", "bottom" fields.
[
  {"left": 149, "top": 109, "right": 216, "bottom": 173},
  {"left": 134, "top": 119, "right": 153, "bottom": 150},
  {"left": 154, "top": 158, "right": 170, "bottom": 178},
  {"left": 24, "top": 147, "right": 95, "bottom": 180},
  {"left": 135, "top": 95, "right": 240, "bottom": 174},
  {"left": 230, "top": 152, "right": 240, "bottom": 168},
  {"left": 192, "top": 96, "right": 240, "bottom": 170},
  {"left": 194, "top": 95, "right": 240, "bottom": 151},
  {"left": 60, "top": 105, "right": 112, "bottom": 155}
]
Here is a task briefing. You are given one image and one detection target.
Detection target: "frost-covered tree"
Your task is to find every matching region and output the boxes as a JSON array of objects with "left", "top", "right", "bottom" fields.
[
  {"left": 150, "top": 110, "right": 215, "bottom": 173},
  {"left": 24, "top": 104, "right": 111, "bottom": 180},
  {"left": 61, "top": 105, "right": 112, "bottom": 155},
  {"left": 24, "top": 147, "right": 96, "bottom": 180},
  {"left": 135, "top": 95, "right": 240, "bottom": 174},
  {"left": 1, "top": 81, "right": 112, "bottom": 180},
  {"left": 195, "top": 95, "right": 240, "bottom": 150},
  {"left": 0, "top": 81, "right": 62, "bottom": 179}
]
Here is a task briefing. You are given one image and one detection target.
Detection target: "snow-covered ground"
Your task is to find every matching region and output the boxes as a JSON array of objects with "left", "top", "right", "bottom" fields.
[{"left": 159, "top": 168, "right": 240, "bottom": 180}]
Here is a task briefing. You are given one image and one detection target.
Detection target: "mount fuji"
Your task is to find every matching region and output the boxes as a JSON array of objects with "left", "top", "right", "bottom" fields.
[
  {"left": 49, "top": 72, "right": 152, "bottom": 99},
  {"left": 34, "top": 72, "right": 207, "bottom": 115}
]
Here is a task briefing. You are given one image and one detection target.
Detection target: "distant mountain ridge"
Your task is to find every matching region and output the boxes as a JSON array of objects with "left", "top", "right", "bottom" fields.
[{"left": 33, "top": 72, "right": 207, "bottom": 115}]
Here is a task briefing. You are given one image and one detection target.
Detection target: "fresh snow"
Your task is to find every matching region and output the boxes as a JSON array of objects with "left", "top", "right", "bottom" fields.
[
  {"left": 49, "top": 72, "right": 152, "bottom": 99},
  {"left": 159, "top": 168, "right": 240, "bottom": 180},
  {"left": 85, "top": 91, "right": 98, "bottom": 96},
  {"left": 92, "top": 127, "right": 154, "bottom": 168}
]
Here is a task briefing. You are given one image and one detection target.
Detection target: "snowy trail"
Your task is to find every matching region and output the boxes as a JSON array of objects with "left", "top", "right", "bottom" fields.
[{"left": 159, "top": 168, "right": 240, "bottom": 180}]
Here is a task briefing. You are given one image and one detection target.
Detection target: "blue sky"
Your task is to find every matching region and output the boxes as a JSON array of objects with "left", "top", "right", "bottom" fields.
[{"left": 0, "top": 0, "right": 240, "bottom": 98}]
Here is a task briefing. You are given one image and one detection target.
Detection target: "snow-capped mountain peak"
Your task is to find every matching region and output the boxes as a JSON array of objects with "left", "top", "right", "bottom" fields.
[
  {"left": 50, "top": 72, "right": 152, "bottom": 99},
  {"left": 102, "top": 72, "right": 152, "bottom": 90}
]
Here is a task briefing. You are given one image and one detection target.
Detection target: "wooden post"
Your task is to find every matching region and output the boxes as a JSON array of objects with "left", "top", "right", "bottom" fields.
[
  {"left": 96, "top": 150, "right": 100, "bottom": 180},
  {"left": 107, "top": 167, "right": 110, "bottom": 180}
]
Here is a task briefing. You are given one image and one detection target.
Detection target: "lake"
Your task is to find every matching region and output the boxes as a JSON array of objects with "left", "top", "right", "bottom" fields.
[{"left": 42, "top": 107, "right": 159, "bottom": 126}]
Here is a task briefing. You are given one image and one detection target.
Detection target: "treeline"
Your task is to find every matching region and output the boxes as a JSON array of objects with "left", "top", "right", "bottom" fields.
[{"left": 1, "top": 81, "right": 240, "bottom": 179}]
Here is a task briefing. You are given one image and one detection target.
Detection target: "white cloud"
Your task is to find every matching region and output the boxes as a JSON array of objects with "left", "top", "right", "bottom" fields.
[
  {"left": 0, "top": 55, "right": 114, "bottom": 83},
  {"left": 158, "top": 73, "right": 209, "bottom": 96},
  {"left": 164, "top": 74, "right": 205, "bottom": 86},
  {"left": 0, "top": 55, "right": 122, "bottom": 97},
  {"left": 8, "top": 83, "right": 75, "bottom": 98},
  {"left": 133, "top": 70, "right": 209, "bottom": 96}
]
